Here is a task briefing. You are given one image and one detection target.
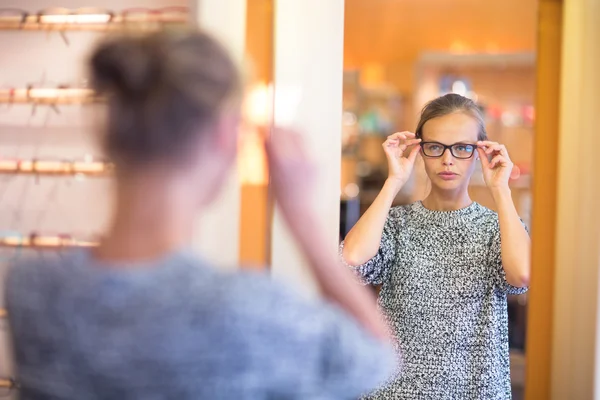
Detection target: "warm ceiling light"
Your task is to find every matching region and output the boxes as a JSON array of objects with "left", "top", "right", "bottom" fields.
[
  {"left": 244, "top": 82, "right": 272, "bottom": 127},
  {"left": 451, "top": 80, "right": 468, "bottom": 96}
]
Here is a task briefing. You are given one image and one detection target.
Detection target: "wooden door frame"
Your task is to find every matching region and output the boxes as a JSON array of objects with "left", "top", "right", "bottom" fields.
[
  {"left": 526, "top": 0, "right": 600, "bottom": 398},
  {"left": 524, "top": 1, "right": 562, "bottom": 398}
]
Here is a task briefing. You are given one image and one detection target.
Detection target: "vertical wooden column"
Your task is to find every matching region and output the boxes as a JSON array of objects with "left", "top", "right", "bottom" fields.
[
  {"left": 190, "top": 0, "right": 247, "bottom": 268},
  {"left": 269, "top": 0, "right": 345, "bottom": 296},
  {"left": 239, "top": 0, "right": 274, "bottom": 267},
  {"left": 524, "top": 0, "right": 600, "bottom": 397},
  {"left": 524, "top": 1, "right": 562, "bottom": 399}
]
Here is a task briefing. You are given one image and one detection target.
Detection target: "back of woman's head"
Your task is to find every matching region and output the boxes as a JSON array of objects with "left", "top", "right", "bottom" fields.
[
  {"left": 90, "top": 29, "right": 241, "bottom": 167},
  {"left": 415, "top": 93, "right": 487, "bottom": 141}
]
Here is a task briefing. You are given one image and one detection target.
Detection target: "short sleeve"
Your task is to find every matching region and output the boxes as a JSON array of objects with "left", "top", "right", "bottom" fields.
[
  {"left": 489, "top": 220, "right": 529, "bottom": 295},
  {"left": 339, "top": 209, "right": 401, "bottom": 286},
  {"left": 229, "top": 274, "right": 398, "bottom": 398}
]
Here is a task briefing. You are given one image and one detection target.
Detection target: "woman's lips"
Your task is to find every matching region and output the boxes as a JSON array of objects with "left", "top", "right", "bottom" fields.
[{"left": 438, "top": 172, "right": 458, "bottom": 180}]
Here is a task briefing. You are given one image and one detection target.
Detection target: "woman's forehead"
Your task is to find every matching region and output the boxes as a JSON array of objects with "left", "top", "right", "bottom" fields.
[{"left": 421, "top": 113, "right": 479, "bottom": 143}]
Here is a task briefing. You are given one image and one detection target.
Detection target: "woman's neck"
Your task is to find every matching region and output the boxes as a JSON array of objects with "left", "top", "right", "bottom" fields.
[
  {"left": 422, "top": 187, "right": 473, "bottom": 211},
  {"left": 94, "top": 174, "right": 198, "bottom": 266}
]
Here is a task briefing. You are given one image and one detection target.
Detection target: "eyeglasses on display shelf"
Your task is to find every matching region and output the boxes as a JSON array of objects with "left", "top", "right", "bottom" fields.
[
  {"left": 0, "top": 231, "right": 99, "bottom": 267},
  {"left": 37, "top": 7, "right": 114, "bottom": 26},
  {"left": 0, "top": 232, "right": 99, "bottom": 250},
  {"left": 121, "top": 7, "right": 189, "bottom": 26},
  {"left": 0, "top": 7, "right": 189, "bottom": 32},
  {"left": 0, "top": 157, "right": 113, "bottom": 177},
  {"left": 0, "top": 85, "right": 101, "bottom": 116}
]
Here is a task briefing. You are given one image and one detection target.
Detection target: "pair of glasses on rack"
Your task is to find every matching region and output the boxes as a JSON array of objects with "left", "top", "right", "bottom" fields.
[
  {"left": 0, "top": 232, "right": 99, "bottom": 249},
  {"left": 0, "top": 85, "right": 99, "bottom": 116},
  {"left": 0, "top": 7, "right": 188, "bottom": 28},
  {"left": 0, "top": 8, "right": 112, "bottom": 25},
  {"left": 0, "top": 7, "right": 188, "bottom": 45},
  {"left": 120, "top": 7, "right": 189, "bottom": 24},
  {"left": 0, "top": 231, "right": 99, "bottom": 264},
  {"left": 0, "top": 158, "right": 113, "bottom": 177}
]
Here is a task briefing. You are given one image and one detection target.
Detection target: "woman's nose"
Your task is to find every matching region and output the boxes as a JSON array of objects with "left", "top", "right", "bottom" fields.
[{"left": 441, "top": 148, "right": 455, "bottom": 165}]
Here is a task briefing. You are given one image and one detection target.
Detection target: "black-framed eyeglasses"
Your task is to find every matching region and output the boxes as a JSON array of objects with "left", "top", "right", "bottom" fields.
[{"left": 420, "top": 141, "right": 476, "bottom": 159}]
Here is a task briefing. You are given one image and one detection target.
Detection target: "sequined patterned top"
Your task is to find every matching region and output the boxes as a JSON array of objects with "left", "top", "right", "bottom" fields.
[{"left": 340, "top": 201, "right": 528, "bottom": 400}]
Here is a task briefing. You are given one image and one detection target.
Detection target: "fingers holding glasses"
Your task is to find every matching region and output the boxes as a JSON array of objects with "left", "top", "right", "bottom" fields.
[
  {"left": 477, "top": 141, "right": 510, "bottom": 158},
  {"left": 383, "top": 131, "right": 421, "bottom": 153},
  {"left": 489, "top": 155, "right": 509, "bottom": 169}
]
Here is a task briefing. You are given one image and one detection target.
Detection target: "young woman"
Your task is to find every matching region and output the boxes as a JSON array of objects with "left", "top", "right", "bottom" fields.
[
  {"left": 6, "top": 30, "right": 395, "bottom": 399},
  {"left": 341, "top": 93, "right": 530, "bottom": 399}
]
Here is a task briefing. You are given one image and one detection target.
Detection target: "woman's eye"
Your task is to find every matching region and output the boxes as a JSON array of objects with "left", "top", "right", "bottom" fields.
[{"left": 429, "top": 145, "right": 442, "bottom": 151}]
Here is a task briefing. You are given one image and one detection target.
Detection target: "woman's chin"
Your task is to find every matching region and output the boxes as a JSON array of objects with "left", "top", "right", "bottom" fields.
[{"left": 431, "top": 177, "right": 465, "bottom": 191}]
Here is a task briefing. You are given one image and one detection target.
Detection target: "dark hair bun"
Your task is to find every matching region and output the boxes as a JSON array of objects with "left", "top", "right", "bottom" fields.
[
  {"left": 90, "top": 35, "right": 163, "bottom": 98},
  {"left": 88, "top": 30, "right": 241, "bottom": 166}
]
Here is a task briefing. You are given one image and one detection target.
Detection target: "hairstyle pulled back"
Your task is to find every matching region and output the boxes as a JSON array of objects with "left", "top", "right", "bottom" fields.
[{"left": 89, "top": 29, "right": 241, "bottom": 166}]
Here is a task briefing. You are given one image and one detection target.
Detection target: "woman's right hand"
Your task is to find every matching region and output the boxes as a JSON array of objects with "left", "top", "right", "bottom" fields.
[{"left": 382, "top": 131, "right": 421, "bottom": 189}]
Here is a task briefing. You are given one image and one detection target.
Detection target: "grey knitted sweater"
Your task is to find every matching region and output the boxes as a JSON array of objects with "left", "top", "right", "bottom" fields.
[
  {"left": 6, "top": 249, "right": 396, "bottom": 399},
  {"left": 340, "top": 201, "right": 528, "bottom": 400}
]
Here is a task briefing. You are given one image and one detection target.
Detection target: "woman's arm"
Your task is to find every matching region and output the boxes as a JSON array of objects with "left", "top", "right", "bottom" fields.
[
  {"left": 343, "top": 131, "right": 420, "bottom": 266},
  {"left": 342, "top": 179, "right": 400, "bottom": 266},
  {"left": 492, "top": 188, "right": 531, "bottom": 287},
  {"left": 478, "top": 141, "right": 531, "bottom": 288}
]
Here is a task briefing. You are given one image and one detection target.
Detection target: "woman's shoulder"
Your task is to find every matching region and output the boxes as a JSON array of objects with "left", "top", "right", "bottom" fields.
[
  {"left": 472, "top": 203, "right": 500, "bottom": 223},
  {"left": 384, "top": 202, "right": 414, "bottom": 229},
  {"left": 471, "top": 203, "right": 529, "bottom": 234},
  {"left": 388, "top": 201, "right": 420, "bottom": 219}
]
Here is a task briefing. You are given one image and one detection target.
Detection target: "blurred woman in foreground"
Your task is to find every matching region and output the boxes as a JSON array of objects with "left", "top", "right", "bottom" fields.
[{"left": 6, "top": 29, "right": 395, "bottom": 399}]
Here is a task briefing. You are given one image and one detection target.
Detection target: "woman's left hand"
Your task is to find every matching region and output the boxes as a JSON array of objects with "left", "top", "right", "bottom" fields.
[{"left": 477, "top": 141, "right": 514, "bottom": 190}]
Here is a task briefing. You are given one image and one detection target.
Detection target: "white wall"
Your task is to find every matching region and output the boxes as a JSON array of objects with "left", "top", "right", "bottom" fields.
[
  {"left": 190, "top": 0, "right": 245, "bottom": 269},
  {"left": 270, "top": 0, "right": 344, "bottom": 297}
]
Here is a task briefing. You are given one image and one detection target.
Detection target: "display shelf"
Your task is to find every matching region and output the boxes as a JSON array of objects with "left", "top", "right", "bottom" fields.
[
  {"left": 0, "top": 158, "right": 113, "bottom": 177},
  {"left": 0, "top": 87, "right": 100, "bottom": 107},
  {"left": 0, "top": 232, "right": 99, "bottom": 249},
  {"left": 0, "top": 7, "right": 188, "bottom": 32}
]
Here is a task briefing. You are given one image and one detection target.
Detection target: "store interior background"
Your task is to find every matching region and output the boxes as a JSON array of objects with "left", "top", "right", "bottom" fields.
[
  {"left": 243, "top": 0, "right": 539, "bottom": 398},
  {"left": 339, "top": 2, "right": 537, "bottom": 399}
]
